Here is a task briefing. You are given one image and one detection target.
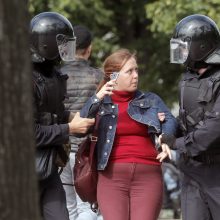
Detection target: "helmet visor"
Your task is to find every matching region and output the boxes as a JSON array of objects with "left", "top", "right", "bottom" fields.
[
  {"left": 170, "top": 38, "right": 189, "bottom": 64},
  {"left": 56, "top": 34, "right": 76, "bottom": 62}
]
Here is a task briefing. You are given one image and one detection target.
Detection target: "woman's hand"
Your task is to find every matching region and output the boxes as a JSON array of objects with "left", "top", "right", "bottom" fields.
[
  {"left": 158, "top": 112, "right": 165, "bottom": 122},
  {"left": 96, "top": 80, "right": 116, "bottom": 100},
  {"left": 156, "top": 143, "right": 172, "bottom": 162}
]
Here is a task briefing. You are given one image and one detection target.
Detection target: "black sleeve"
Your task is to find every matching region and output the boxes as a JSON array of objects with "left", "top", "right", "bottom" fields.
[
  {"left": 33, "top": 77, "right": 70, "bottom": 147},
  {"left": 34, "top": 123, "right": 69, "bottom": 147}
]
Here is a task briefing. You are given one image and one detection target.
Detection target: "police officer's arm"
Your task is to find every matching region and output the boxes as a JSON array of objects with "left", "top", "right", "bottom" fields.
[
  {"left": 34, "top": 113, "right": 95, "bottom": 147},
  {"left": 34, "top": 123, "right": 69, "bottom": 147},
  {"left": 154, "top": 94, "right": 178, "bottom": 135},
  {"left": 68, "top": 112, "right": 95, "bottom": 134},
  {"left": 175, "top": 92, "right": 220, "bottom": 157}
]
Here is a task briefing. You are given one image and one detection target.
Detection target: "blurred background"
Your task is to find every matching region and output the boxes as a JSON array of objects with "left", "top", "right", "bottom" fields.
[{"left": 28, "top": 0, "right": 220, "bottom": 110}]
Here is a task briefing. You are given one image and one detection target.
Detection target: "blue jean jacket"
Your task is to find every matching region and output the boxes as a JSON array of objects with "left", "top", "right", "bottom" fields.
[{"left": 80, "top": 90, "right": 178, "bottom": 170}]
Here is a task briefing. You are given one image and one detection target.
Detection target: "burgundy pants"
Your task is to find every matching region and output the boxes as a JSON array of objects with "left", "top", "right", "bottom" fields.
[{"left": 97, "top": 163, "right": 163, "bottom": 220}]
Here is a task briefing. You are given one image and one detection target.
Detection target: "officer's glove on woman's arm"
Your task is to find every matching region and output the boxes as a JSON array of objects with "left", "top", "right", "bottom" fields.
[{"left": 160, "top": 134, "right": 176, "bottom": 150}]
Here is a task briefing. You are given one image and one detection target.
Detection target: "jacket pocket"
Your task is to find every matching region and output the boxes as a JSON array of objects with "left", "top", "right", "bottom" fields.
[
  {"left": 97, "top": 106, "right": 113, "bottom": 116},
  {"left": 131, "top": 99, "right": 155, "bottom": 109}
]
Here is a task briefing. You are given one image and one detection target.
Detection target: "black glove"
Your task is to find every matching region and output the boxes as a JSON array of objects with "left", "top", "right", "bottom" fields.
[{"left": 161, "top": 134, "right": 176, "bottom": 149}]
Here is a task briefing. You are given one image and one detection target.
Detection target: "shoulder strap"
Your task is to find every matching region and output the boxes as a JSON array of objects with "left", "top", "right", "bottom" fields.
[
  {"left": 179, "top": 80, "right": 187, "bottom": 132},
  {"left": 90, "top": 116, "right": 100, "bottom": 143},
  {"left": 180, "top": 80, "right": 186, "bottom": 110}
]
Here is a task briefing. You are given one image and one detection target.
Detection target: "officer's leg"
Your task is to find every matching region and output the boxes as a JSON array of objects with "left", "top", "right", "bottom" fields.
[
  {"left": 181, "top": 176, "right": 211, "bottom": 220},
  {"left": 204, "top": 175, "right": 220, "bottom": 220},
  {"left": 42, "top": 173, "right": 69, "bottom": 220}
]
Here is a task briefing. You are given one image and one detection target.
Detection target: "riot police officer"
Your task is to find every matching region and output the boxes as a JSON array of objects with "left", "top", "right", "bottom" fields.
[
  {"left": 30, "top": 12, "right": 95, "bottom": 220},
  {"left": 161, "top": 14, "right": 220, "bottom": 220}
]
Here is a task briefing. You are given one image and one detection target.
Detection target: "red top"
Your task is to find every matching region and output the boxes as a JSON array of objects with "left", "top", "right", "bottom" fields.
[{"left": 109, "top": 90, "right": 160, "bottom": 165}]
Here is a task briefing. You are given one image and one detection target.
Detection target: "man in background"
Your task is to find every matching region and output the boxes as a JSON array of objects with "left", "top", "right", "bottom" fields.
[{"left": 60, "top": 25, "right": 102, "bottom": 220}]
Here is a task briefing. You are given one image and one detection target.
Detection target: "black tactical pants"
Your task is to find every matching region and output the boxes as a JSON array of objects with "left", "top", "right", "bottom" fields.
[
  {"left": 180, "top": 161, "right": 220, "bottom": 220},
  {"left": 39, "top": 172, "right": 69, "bottom": 220}
]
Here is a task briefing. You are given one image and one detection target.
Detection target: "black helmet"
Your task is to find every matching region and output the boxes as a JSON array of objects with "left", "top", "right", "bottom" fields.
[
  {"left": 170, "top": 14, "right": 220, "bottom": 69},
  {"left": 30, "top": 12, "right": 76, "bottom": 62}
]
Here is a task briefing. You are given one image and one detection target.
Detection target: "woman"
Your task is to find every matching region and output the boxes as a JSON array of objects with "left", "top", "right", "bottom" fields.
[{"left": 80, "top": 49, "right": 177, "bottom": 220}]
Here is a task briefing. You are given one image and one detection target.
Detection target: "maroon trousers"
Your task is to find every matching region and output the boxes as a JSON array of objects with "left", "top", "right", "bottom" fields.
[{"left": 97, "top": 163, "right": 163, "bottom": 220}]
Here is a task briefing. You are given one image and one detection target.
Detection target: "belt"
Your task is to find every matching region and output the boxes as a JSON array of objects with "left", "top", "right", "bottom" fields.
[{"left": 193, "top": 153, "right": 220, "bottom": 164}]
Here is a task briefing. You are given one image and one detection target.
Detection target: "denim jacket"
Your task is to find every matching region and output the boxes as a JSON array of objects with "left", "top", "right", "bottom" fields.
[{"left": 80, "top": 90, "right": 178, "bottom": 170}]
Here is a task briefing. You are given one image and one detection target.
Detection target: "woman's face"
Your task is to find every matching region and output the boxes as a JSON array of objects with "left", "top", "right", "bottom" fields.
[{"left": 114, "top": 57, "right": 138, "bottom": 92}]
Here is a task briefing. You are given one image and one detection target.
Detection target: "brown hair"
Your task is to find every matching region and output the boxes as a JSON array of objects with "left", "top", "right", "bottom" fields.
[{"left": 97, "top": 48, "right": 136, "bottom": 92}]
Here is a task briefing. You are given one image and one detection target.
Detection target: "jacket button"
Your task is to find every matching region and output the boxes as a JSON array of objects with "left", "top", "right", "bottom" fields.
[
  {"left": 101, "top": 111, "right": 104, "bottom": 114},
  {"left": 112, "top": 115, "right": 115, "bottom": 118},
  {"left": 107, "top": 139, "right": 110, "bottom": 143},
  {"left": 94, "top": 98, "right": 98, "bottom": 102},
  {"left": 140, "top": 103, "right": 144, "bottom": 107},
  {"left": 104, "top": 152, "right": 108, "bottom": 156},
  {"left": 109, "top": 126, "right": 112, "bottom": 129},
  {"left": 112, "top": 105, "right": 115, "bottom": 108}
]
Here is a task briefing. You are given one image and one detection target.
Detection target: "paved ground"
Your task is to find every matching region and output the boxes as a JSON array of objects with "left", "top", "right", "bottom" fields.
[
  {"left": 97, "top": 209, "right": 181, "bottom": 220},
  {"left": 158, "top": 209, "right": 182, "bottom": 219}
]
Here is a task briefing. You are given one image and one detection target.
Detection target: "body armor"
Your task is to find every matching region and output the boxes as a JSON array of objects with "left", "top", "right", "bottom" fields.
[{"left": 179, "top": 67, "right": 220, "bottom": 133}]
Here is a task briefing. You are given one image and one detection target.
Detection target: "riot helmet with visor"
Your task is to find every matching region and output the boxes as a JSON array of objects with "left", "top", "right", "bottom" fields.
[
  {"left": 170, "top": 14, "right": 220, "bottom": 69},
  {"left": 30, "top": 12, "right": 76, "bottom": 62}
]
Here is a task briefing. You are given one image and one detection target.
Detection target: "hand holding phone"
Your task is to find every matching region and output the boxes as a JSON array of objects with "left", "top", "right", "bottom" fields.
[{"left": 110, "top": 72, "right": 119, "bottom": 81}]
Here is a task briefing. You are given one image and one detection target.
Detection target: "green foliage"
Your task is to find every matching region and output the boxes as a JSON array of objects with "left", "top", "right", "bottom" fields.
[
  {"left": 28, "top": 0, "right": 220, "bottom": 108},
  {"left": 146, "top": 0, "right": 220, "bottom": 35},
  {"left": 28, "top": 0, "right": 117, "bottom": 66}
]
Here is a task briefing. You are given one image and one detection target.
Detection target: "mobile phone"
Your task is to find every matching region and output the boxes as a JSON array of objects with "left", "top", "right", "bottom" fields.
[{"left": 110, "top": 72, "right": 119, "bottom": 81}]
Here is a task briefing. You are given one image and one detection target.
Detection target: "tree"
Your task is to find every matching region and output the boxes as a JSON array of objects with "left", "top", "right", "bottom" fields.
[{"left": 0, "top": 1, "right": 41, "bottom": 219}]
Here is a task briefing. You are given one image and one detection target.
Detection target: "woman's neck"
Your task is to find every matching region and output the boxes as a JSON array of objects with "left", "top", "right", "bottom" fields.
[{"left": 111, "top": 90, "right": 135, "bottom": 103}]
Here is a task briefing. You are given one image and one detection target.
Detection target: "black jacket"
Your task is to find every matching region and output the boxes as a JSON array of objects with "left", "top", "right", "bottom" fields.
[
  {"left": 33, "top": 62, "right": 70, "bottom": 180},
  {"left": 33, "top": 62, "right": 70, "bottom": 147}
]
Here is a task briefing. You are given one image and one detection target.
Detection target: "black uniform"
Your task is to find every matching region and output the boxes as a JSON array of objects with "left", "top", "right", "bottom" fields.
[
  {"left": 33, "top": 62, "right": 70, "bottom": 220},
  {"left": 167, "top": 14, "right": 220, "bottom": 220},
  {"left": 30, "top": 11, "right": 77, "bottom": 220},
  {"left": 175, "top": 66, "right": 220, "bottom": 220}
]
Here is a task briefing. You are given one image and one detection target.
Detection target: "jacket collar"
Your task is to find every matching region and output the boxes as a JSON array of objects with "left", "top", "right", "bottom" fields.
[
  {"left": 64, "top": 58, "right": 89, "bottom": 67},
  {"left": 183, "top": 66, "right": 219, "bottom": 80},
  {"left": 102, "top": 90, "right": 144, "bottom": 104}
]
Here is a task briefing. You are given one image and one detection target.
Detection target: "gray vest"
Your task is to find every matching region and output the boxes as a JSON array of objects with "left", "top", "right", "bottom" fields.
[{"left": 60, "top": 59, "right": 103, "bottom": 151}]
